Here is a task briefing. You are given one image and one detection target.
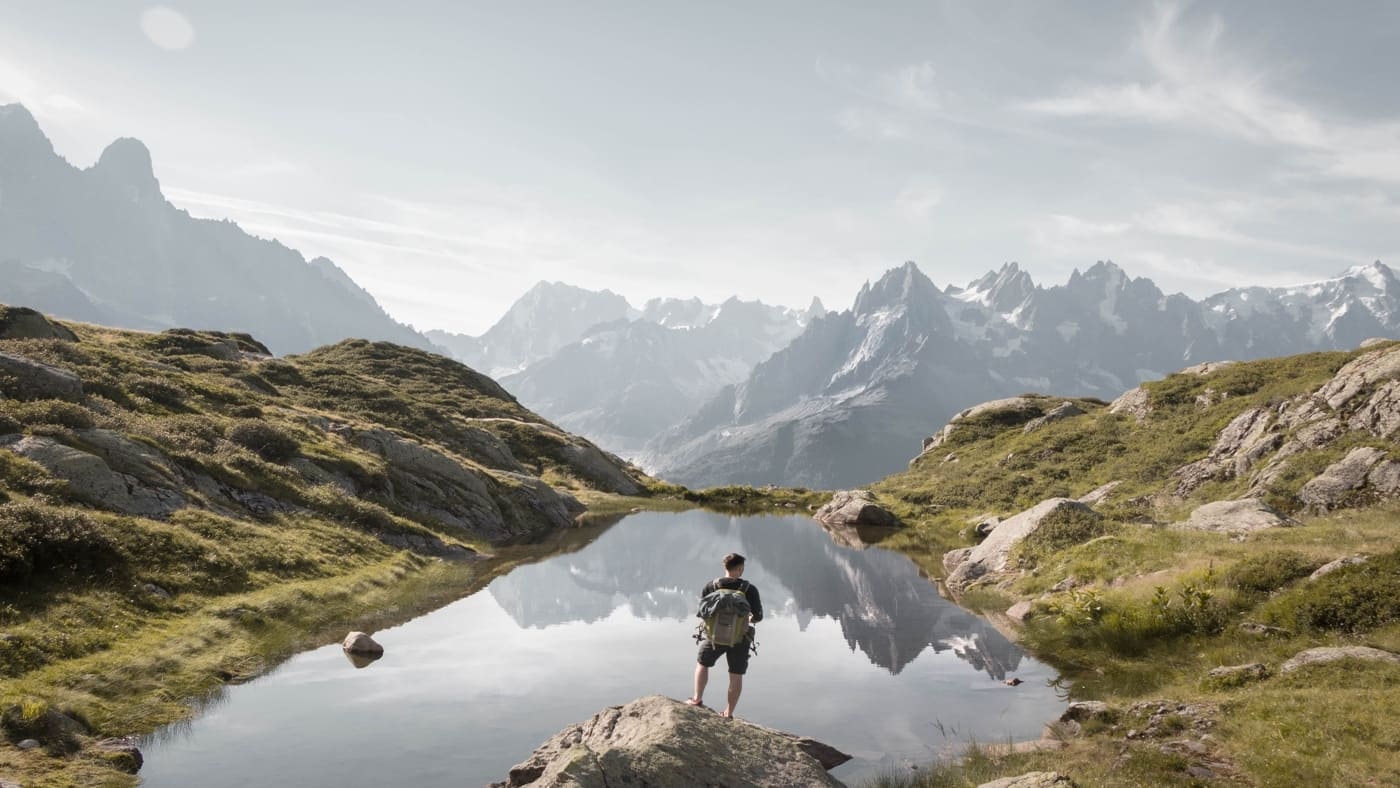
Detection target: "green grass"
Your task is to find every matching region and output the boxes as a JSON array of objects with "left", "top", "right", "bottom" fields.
[{"left": 868, "top": 346, "right": 1400, "bottom": 787}]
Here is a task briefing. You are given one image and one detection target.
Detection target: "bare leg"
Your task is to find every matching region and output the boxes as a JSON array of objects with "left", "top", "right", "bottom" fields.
[
  {"left": 688, "top": 663, "right": 709, "bottom": 706},
  {"left": 720, "top": 673, "right": 743, "bottom": 718}
]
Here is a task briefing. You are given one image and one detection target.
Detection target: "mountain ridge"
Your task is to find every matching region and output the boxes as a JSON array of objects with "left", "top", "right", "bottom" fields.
[
  {"left": 0, "top": 103, "right": 436, "bottom": 356},
  {"left": 643, "top": 259, "right": 1400, "bottom": 489}
]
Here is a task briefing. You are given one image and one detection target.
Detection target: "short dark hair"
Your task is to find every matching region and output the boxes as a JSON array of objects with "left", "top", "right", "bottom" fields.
[{"left": 723, "top": 553, "right": 746, "bottom": 571}]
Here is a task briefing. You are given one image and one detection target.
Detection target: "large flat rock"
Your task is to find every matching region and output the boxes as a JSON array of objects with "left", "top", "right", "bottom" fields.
[{"left": 492, "top": 695, "right": 848, "bottom": 787}]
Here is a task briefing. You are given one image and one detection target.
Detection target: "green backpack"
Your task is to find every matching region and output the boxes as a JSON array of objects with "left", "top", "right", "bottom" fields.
[{"left": 698, "top": 580, "right": 752, "bottom": 647}]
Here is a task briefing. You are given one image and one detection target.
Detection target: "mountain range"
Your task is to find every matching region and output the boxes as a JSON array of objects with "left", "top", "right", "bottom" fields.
[
  {"left": 637, "top": 259, "right": 1400, "bottom": 489},
  {"left": 432, "top": 282, "right": 823, "bottom": 456},
  {"left": 0, "top": 103, "right": 435, "bottom": 355}
]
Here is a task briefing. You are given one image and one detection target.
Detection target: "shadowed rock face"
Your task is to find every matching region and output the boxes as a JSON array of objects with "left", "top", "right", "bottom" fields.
[{"left": 491, "top": 695, "right": 848, "bottom": 788}]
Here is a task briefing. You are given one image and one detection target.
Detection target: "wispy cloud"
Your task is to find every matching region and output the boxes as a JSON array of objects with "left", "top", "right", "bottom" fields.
[
  {"left": 1021, "top": 1, "right": 1400, "bottom": 183},
  {"left": 879, "top": 62, "right": 940, "bottom": 113}
]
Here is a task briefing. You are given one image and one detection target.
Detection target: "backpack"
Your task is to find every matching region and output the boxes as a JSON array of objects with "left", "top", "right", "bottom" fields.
[{"left": 697, "top": 579, "right": 752, "bottom": 647}]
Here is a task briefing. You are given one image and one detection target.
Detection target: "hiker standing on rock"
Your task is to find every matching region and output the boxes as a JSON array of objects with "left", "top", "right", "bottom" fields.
[{"left": 686, "top": 552, "right": 763, "bottom": 719}]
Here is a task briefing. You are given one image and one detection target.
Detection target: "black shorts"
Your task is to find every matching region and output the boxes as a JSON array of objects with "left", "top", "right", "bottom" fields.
[{"left": 697, "top": 638, "right": 751, "bottom": 675}]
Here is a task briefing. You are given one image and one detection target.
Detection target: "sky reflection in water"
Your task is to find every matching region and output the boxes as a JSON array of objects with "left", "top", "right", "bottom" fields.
[{"left": 140, "top": 511, "right": 1065, "bottom": 786}]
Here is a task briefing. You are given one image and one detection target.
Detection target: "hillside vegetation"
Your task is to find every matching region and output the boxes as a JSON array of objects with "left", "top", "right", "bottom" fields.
[
  {"left": 867, "top": 343, "right": 1400, "bottom": 787},
  {"left": 0, "top": 305, "right": 653, "bottom": 786}
]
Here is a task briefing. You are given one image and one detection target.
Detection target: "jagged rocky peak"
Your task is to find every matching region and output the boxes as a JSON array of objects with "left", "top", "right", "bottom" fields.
[
  {"left": 641, "top": 296, "right": 712, "bottom": 328},
  {"left": 0, "top": 103, "right": 55, "bottom": 161},
  {"left": 803, "top": 296, "right": 828, "bottom": 321},
  {"left": 956, "top": 261, "right": 1038, "bottom": 313},
  {"left": 853, "top": 260, "right": 942, "bottom": 317}
]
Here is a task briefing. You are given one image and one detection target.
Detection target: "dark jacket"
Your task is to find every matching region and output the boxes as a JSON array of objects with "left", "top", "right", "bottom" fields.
[{"left": 701, "top": 576, "right": 763, "bottom": 623}]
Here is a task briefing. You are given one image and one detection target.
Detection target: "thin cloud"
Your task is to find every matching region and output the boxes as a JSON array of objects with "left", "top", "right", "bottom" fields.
[{"left": 1021, "top": 1, "right": 1400, "bottom": 183}]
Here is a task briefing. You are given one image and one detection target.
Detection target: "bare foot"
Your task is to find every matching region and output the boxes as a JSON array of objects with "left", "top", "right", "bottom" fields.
[
  {"left": 718, "top": 711, "right": 734, "bottom": 719},
  {"left": 684, "top": 697, "right": 705, "bottom": 707}
]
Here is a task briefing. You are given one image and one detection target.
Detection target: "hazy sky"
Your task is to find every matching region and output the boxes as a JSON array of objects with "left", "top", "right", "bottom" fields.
[{"left": 3, "top": 1, "right": 1398, "bottom": 334}]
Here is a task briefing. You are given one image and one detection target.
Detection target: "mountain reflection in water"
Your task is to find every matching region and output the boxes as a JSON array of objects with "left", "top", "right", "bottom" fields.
[{"left": 488, "top": 511, "right": 1023, "bottom": 679}]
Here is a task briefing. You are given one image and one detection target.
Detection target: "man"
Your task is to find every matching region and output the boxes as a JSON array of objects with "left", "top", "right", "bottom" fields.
[{"left": 686, "top": 552, "right": 763, "bottom": 719}]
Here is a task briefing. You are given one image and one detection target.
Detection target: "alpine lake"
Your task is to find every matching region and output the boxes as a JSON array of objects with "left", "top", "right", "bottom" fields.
[{"left": 138, "top": 510, "right": 1066, "bottom": 786}]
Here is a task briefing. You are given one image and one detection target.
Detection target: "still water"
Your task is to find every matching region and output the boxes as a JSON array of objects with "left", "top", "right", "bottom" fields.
[{"left": 139, "top": 511, "right": 1065, "bottom": 786}]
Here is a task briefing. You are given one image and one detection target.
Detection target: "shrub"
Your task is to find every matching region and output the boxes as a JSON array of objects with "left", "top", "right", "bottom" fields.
[
  {"left": 0, "top": 399, "right": 94, "bottom": 429},
  {"left": 0, "top": 411, "right": 18, "bottom": 435},
  {"left": 0, "top": 503, "right": 125, "bottom": 585},
  {"left": 123, "top": 375, "right": 187, "bottom": 407},
  {"left": 1224, "top": 550, "right": 1319, "bottom": 594},
  {"left": 1261, "top": 550, "right": 1400, "bottom": 633},
  {"left": 227, "top": 420, "right": 299, "bottom": 462}
]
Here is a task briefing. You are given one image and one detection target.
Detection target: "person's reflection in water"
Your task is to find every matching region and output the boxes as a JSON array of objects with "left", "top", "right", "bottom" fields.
[{"left": 686, "top": 552, "right": 763, "bottom": 719}]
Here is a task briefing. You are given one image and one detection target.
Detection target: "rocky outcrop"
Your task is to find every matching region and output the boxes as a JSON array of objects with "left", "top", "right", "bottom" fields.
[
  {"left": 921, "top": 397, "right": 1043, "bottom": 456},
  {"left": 1174, "top": 408, "right": 1281, "bottom": 495},
  {"left": 0, "top": 306, "right": 78, "bottom": 341},
  {"left": 1022, "top": 401, "right": 1084, "bottom": 434},
  {"left": 1178, "top": 498, "right": 1287, "bottom": 533},
  {"left": 813, "top": 490, "right": 898, "bottom": 527},
  {"left": 978, "top": 773, "right": 1078, "bottom": 788},
  {"left": 1179, "top": 360, "right": 1238, "bottom": 376},
  {"left": 1107, "top": 386, "right": 1152, "bottom": 421},
  {"left": 1280, "top": 646, "right": 1400, "bottom": 674},
  {"left": 1077, "top": 481, "right": 1121, "bottom": 506},
  {"left": 491, "top": 695, "right": 848, "bottom": 787},
  {"left": 1308, "top": 555, "right": 1369, "bottom": 581},
  {"left": 0, "top": 350, "right": 83, "bottom": 401},
  {"left": 1298, "top": 447, "right": 1400, "bottom": 511},
  {"left": 0, "top": 435, "right": 185, "bottom": 517},
  {"left": 346, "top": 427, "right": 580, "bottom": 542},
  {"left": 944, "top": 498, "right": 1095, "bottom": 594}
]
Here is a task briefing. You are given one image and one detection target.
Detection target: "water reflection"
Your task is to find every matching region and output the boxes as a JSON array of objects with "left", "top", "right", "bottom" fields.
[{"left": 489, "top": 511, "right": 1024, "bottom": 678}]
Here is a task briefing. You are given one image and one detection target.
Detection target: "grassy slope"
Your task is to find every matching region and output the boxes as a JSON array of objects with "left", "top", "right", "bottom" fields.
[
  {"left": 866, "top": 347, "right": 1400, "bottom": 787},
  {"left": 0, "top": 316, "right": 660, "bottom": 786}
]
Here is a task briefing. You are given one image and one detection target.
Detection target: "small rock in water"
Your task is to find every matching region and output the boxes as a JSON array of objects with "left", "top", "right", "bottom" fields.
[
  {"left": 1004, "top": 677, "right": 1023, "bottom": 686},
  {"left": 342, "top": 631, "right": 384, "bottom": 655}
]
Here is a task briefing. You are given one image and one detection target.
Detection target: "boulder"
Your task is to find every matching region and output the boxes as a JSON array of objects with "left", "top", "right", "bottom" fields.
[
  {"left": 942, "top": 547, "right": 973, "bottom": 574},
  {"left": 1308, "top": 555, "right": 1369, "bottom": 581},
  {"left": 492, "top": 696, "right": 848, "bottom": 787},
  {"left": 1298, "top": 447, "right": 1389, "bottom": 511},
  {"left": 1022, "top": 401, "right": 1084, "bottom": 434},
  {"left": 1108, "top": 386, "right": 1152, "bottom": 421},
  {"left": 1005, "top": 601, "right": 1033, "bottom": 623},
  {"left": 945, "top": 498, "right": 1095, "bottom": 594},
  {"left": 1059, "top": 701, "right": 1112, "bottom": 724},
  {"left": 0, "top": 435, "right": 185, "bottom": 517},
  {"left": 0, "top": 306, "right": 78, "bottom": 341},
  {"left": 977, "top": 773, "right": 1078, "bottom": 788},
  {"left": 341, "top": 631, "right": 384, "bottom": 656},
  {"left": 0, "top": 351, "right": 83, "bottom": 401},
  {"left": 1178, "top": 498, "right": 1287, "bottom": 533},
  {"left": 1206, "top": 663, "right": 1270, "bottom": 687},
  {"left": 92, "top": 736, "right": 144, "bottom": 773},
  {"left": 813, "top": 490, "right": 897, "bottom": 528},
  {"left": 1280, "top": 646, "right": 1400, "bottom": 674}
]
